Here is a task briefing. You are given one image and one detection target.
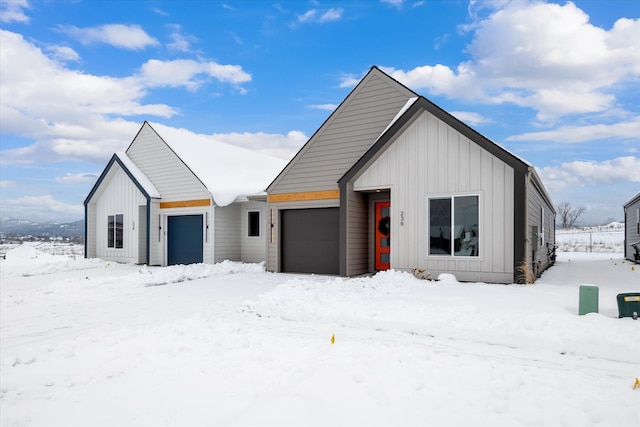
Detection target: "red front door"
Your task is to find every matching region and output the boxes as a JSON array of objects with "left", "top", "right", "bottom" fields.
[{"left": 375, "top": 201, "right": 390, "bottom": 270}]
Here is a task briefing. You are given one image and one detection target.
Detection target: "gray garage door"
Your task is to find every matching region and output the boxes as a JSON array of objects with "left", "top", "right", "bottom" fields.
[
  {"left": 167, "top": 215, "right": 203, "bottom": 265},
  {"left": 281, "top": 208, "right": 339, "bottom": 274}
]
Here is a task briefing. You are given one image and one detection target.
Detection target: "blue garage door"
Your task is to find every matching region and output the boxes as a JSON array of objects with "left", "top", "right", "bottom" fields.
[{"left": 167, "top": 215, "right": 203, "bottom": 265}]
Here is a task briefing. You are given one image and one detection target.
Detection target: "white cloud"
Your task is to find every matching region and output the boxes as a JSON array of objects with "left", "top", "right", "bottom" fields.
[
  {"left": 319, "top": 8, "right": 343, "bottom": 22},
  {"left": 230, "top": 32, "right": 243, "bottom": 46},
  {"left": 151, "top": 7, "right": 169, "bottom": 16},
  {"left": 382, "top": 64, "right": 482, "bottom": 99},
  {"left": 506, "top": 119, "right": 640, "bottom": 143},
  {"left": 167, "top": 24, "right": 197, "bottom": 53},
  {"left": 380, "top": 1, "right": 640, "bottom": 121},
  {"left": 297, "top": 8, "right": 343, "bottom": 24},
  {"left": 56, "top": 172, "right": 100, "bottom": 185},
  {"left": 298, "top": 10, "right": 319, "bottom": 23},
  {"left": 210, "top": 130, "right": 308, "bottom": 160},
  {"left": 338, "top": 73, "right": 361, "bottom": 88},
  {"left": 450, "top": 111, "right": 491, "bottom": 126},
  {"left": 0, "top": 29, "right": 252, "bottom": 165},
  {"left": 58, "top": 24, "right": 160, "bottom": 50},
  {"left": 138, "top": 59, "right": 251, "bottom": 92},
  {"left": 0, "top": 0, "right": 29, "bottom": 23},
  {"left": 309, "top": 104, "right": 338, "bottom": 111},
  {"left": 0, "top": 180, "right": 17, "bottom": 188},
  {"left": 537, "top": 156, "right": 640, "bottom": 192},
  {"left": 0, "top": 195, "right": 84, "bottom": 222},
  {"left": 46, "top": 45, "right": 80, "bottom": 62},
  {"left": 380, "top": 0, "right": 404, "bottom": 7}
]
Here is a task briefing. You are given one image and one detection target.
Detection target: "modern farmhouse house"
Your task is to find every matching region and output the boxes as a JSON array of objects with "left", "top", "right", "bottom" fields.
[
  {"left": 266, "top": 66, "right": 555, "bottom": 283},
  {"left": 623, "top": 192, "right": 640, "bottom": 263},
  {"left": 84, "top": 122, "right": 286, "bottom": 266}
]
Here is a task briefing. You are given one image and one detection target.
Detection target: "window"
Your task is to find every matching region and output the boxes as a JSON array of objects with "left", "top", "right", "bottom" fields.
[
  {"left": 248, "top": 211, "right": 260, "bottom": 237},
  {"left": 637, "top": 208, "right": 639, "bottom": 235},
  {"left": 429, "top": 195, "right": 479, "bottom": 257},
  {"left": 108, "top": 214, "right": 124, "bottom": 249}
]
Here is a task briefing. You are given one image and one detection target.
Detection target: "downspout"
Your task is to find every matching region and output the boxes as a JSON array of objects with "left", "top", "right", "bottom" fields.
[
  {"left": 84, "top": 203, "right": 88, "bottom": 259},
  {"left": 209, "top": 197, "right": 214, "bottom": 264},
  {"left": 513, "top": 167, "right": 535, "bottom": 283},
  {"left": 146, "top": 196, "right": 151, "bottom": 265},
  {"left": 525, "top": 167, "right": 532, "bottom": 281},
  {"left": 339, "top": 181, "right": 347, "bottom": 276}
]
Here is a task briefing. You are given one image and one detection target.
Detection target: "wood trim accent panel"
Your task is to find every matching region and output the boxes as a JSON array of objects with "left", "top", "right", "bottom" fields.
[
  {"left": 268, "top": 190, "right": 340, "bottom": 203},
  {"left": 160, "top": 198, "right": 211, "bottom": 209}
]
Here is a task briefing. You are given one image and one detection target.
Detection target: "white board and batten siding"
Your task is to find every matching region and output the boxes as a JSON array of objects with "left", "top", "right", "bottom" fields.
[
  {"left": 94, "top": 165, "right": 148, "bottom": 263},
  {"left": 353, "top": 110, "right": 515, "bottom": 283},
  {"left": 86, "top": 204, "right": 97, "bottom": 259},
  {"left": 127, "top": 123, "right": 214, "bottom": 265}
]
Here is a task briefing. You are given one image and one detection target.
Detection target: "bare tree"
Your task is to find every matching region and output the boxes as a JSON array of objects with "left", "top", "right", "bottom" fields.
[{"left": 557, "top": 202, "right": 586, "bottom": 228}]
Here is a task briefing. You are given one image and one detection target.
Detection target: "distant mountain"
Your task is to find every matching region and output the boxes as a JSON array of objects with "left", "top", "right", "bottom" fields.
[{"left": 0, "top": 217, "right": 84, "bottom": 238}]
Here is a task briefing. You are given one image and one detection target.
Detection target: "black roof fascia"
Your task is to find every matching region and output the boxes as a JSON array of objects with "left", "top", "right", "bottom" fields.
[
  {"left": 84, "top": 154, "right": 153, "bottom": 206},
  {"left": 84, "top": 203, "right": 88, "bottom": 259},
  {"left": 339, "top": 96, "right": 530, "bottom": 187},
  {"left": 124, "top": 121, "right": 148, "bottom": 153},
  {"left": 84, "top": 154, "right": 118, "bottom": 206}
]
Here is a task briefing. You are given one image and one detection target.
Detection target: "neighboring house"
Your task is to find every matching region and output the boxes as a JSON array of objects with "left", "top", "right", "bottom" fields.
[
  {"left": 624, "top": 192, "right": 640, "bottom": 263},
  {"left": 85, "top": 122, "right": 286, "bottom": 266},
  {"left": 266, "top": 66, "right": 555, "bottom": 283}
]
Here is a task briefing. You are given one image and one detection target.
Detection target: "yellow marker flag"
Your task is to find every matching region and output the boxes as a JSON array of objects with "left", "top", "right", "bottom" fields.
[
  {"left": 331, "top": 334, "right": 335, "bottom": 344},
  {"left": 634, "top": 378, "right": 640, "bottom": 390}
]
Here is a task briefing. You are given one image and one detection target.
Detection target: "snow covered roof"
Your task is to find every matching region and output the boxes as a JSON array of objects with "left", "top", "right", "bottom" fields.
[
  {"left": 148, "top": 122, "right": 288, "bottom": 207},
  {"left": 115, "top": 152, "right": 161, "bottom": 199}
]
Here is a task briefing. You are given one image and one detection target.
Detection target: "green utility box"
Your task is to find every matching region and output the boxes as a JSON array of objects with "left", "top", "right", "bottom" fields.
[
  {"left": 578, "top": 285, "right": 599, "bottom": 315},
  {"left": 616, "top": 293, "right": 640, "bottom": 319}
]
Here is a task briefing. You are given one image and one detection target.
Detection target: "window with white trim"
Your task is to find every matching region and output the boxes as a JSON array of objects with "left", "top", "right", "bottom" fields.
[
  {"left": 108, "top": 214, "right": 124, "bottom": 249},
  {"left": 429, "top": 195, "right": 479, "bottom": 257}
]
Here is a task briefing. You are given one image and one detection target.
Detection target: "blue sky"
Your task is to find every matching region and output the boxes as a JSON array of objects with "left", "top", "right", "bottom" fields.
[{"left": 1, "top": 0, "right": 638, "bottom": 225}]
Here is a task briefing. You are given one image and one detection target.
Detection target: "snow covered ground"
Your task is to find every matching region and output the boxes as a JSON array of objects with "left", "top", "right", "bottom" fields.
[{"left": 1, "top": 243, "right": 639, "bottom": 426}]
